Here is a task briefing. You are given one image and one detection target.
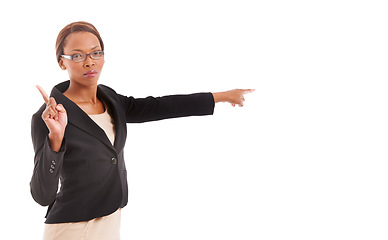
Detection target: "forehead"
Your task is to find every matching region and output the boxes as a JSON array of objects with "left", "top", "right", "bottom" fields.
[{"left": 63, "top": 31, "right": 101, "bottom": 52}]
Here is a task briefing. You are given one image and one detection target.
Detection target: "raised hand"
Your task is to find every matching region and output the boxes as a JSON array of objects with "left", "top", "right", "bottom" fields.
[{"left": 36, "top": 85, "right": 68, "bottom": 151}]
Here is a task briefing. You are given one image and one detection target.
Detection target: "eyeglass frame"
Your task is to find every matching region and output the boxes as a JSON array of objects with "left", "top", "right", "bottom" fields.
[{"left": 61, "top": 50, "right": 104, "bottom": 62}]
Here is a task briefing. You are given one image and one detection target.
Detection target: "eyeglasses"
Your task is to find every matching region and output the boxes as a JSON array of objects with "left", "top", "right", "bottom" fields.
[{"left": 61, "top": 51, "right": 104, "bottom": 62}]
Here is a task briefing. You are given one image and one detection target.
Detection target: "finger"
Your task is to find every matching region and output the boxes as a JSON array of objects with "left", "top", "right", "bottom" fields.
[
  {"left": 48, "top": 97, "right": 58, "bottom": 109},
  {"left": 43, "top": 98, "right": 59, "bottom": 121},
  {"left": 41, "top": 110, "right": 50, "bottom": 120},
  {"left": 36, "top": 85, "right": 50, "bottom": 104},
  {"left": 47, "top": 98, "right": 58, "bottom": 115},
  {"left": 42, "top": 107, "right": 57, "bottom": 120},
  {"left": 242, "top": 89, "right": 255, "bottom": 95}
]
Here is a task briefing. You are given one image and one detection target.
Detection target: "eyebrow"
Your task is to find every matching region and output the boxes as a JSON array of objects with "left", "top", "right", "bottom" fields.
[{"left": 70, "top": 46, "right": 101, "bottom": 53}]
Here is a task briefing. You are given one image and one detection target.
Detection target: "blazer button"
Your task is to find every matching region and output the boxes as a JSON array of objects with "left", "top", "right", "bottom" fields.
[{"left": 111, "top": 157, "right": 117, "bottom": 165}]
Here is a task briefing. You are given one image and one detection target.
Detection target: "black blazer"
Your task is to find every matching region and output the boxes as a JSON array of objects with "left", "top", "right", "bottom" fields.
[{"left": 30, "top": 81, "right": 215, "bottom": 224}]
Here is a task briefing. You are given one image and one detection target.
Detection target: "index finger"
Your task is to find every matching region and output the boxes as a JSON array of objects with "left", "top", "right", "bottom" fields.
[
  {"left": 242, "top": 89, "right": 256, "bottom": 94},
  {"left": 36, "top": 85, "right": 49, "bottom": 104}
]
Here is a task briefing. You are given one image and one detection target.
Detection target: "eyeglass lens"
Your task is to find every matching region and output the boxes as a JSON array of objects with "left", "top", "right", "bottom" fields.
[{"left": 72, "top": 51, "right": 104, "bottom": 62}]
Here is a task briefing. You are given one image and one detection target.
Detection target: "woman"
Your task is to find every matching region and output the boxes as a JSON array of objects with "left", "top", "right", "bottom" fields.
[{"left": 31, "top": 21, "right": 254, "bottom": 240}]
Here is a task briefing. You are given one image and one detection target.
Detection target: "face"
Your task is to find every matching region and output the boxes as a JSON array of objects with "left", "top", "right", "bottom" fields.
[{"left": 59, "top": 31, "right": 104, "bottom": 87}]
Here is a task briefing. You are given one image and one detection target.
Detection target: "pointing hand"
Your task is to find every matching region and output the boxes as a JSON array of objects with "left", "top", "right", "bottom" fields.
[{"left": 36, "top": 85, "right": 68, "bottom": 151}]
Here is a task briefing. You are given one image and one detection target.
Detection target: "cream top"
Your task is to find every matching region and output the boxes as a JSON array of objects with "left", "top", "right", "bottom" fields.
[{"left": 88, "top": 108, "right": 116, "bottom": 145}]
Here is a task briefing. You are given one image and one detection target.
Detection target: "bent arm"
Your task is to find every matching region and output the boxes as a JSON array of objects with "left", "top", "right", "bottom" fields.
[{"left": 30, "top": 113, "right": 66, "bottom": 206}]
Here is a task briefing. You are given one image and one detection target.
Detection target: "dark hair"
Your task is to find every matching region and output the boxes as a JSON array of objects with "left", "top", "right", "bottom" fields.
[{"left": 55, "top": 21, "right": 104, "bottom": 63}]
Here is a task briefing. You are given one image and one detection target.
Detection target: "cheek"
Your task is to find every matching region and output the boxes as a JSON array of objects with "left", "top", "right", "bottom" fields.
[
  {"left": 66, "top": 63, "right": 83, "bottom": 75},
  {"left": 97, "top": 58, "right": 105, "bottom": 69}
]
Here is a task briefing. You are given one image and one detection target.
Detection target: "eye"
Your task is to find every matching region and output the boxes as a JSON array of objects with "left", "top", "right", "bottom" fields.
[
  {"left": 71, "top": 53, "right": 84, "bottom": 60},
  {"left": 91, "top": 51, "right": 104, "bottom": 58}
]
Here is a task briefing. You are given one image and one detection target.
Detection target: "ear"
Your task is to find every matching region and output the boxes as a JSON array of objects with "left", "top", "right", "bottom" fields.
[{"left": 59, "top": 59, "right": 66, "bottom": 70}]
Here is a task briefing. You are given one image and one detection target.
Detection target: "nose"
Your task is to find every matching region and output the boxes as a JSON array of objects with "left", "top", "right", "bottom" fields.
[{"left": 83, "top": 55, "right": 96, "bottom": 68}]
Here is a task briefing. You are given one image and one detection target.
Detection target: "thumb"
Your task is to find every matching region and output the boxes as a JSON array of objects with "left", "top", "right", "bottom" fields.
[{"left": 56, "top": 104, "right": 66, "bottom": 113}]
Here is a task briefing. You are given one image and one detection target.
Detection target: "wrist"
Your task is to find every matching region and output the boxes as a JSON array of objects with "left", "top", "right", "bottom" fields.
[
  {"left": 49, "top": 131, "right": 64, "bottom": 140},
  {"left": 48, "top": 132, "right": 64, "bottom": 152},
  {"left": 212, "top": 92, "right": 229, "bottom": 103}
]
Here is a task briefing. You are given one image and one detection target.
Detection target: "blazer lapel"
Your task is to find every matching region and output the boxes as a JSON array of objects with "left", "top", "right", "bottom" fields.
[
  {"left": 96, "top": 85, "right": 127, "bottom": 151},
  {"left": 50, "top": 81, "right": 116, "bottom": 151}
]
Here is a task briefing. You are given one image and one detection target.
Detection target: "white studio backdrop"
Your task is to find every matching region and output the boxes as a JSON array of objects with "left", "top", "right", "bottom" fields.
[{"left": 0, "top": 0, "right": 387, "bottom": 239}]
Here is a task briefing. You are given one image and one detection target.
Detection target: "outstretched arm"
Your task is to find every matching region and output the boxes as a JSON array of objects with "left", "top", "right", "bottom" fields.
[
  {"left": 212, "top": 89, "right": 255, "bottom": 107},
  {"left": 114, "top": 86, "right": 254, "bottom": 123}
]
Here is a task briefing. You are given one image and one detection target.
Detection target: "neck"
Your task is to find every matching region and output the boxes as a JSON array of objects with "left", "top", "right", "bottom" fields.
[{"left": 64, "top": 80, "right": 98, "bottom": 104}]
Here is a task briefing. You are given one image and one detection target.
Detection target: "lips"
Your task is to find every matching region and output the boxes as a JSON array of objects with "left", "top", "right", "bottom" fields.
[{"left": 83, "top": 70, "right": 98, "bottom": 78}]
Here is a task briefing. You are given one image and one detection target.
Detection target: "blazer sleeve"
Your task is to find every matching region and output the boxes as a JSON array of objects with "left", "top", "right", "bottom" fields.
[
  {"left": 30, "top": 108, "right": 66, "bottom": 206},
  {"left": 117, "top": 92, "right": 215, "bottom": 123}
]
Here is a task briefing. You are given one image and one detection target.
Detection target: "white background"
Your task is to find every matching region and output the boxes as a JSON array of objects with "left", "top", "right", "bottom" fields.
[{"left": 0, "top": 0, "right": 387, "bottom": 239}]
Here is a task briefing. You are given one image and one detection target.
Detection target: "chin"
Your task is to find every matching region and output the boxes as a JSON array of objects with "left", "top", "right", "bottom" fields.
[{"left": 71, "top": 76, "right": 100, "bottom": 87}]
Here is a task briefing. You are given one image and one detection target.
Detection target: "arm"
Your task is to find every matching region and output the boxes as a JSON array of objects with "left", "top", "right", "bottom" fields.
[
  {"left": 30, "top": 113, "right": 67, "bottom": 206},
  {"left": 115, "top": 87, "right": 254, "bottom": 123},
  {"left": 118, "top": 92, "right": 215, "bottom": 123},
  {"left": 30, "top": 86, "right": 68, "bottom": 206}
]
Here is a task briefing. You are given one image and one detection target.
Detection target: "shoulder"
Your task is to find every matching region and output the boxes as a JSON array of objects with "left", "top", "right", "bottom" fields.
[
  {"left": 97, "top": 84, "right": 135, "bottom": 105},
  {"left": 98, "top": 84, "right": 118, "bottom": 96}
]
